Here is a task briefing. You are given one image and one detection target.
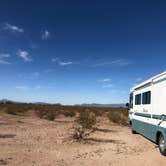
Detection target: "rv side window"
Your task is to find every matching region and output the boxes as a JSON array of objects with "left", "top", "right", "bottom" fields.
[
  {"left": 142, "top": 91, "right": 151, "bottom": 104},
  {"left": 129, "top": 93, "right": 133, "bottom": 108},
  {"left": 135, "top": 94, "right": 141, "bottom": 105}
]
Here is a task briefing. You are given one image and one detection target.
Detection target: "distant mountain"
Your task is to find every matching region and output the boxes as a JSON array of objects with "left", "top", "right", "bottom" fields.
[
  {"left": 0, "top": 99, "right": 126, "bottom": 107},
  {"left": 80, "top": 103, "right": 126, "bottom": 108},
  {"left": 0, "top": 99, "right": 61, "bottom": 106},
  {"left": 0, "top": 99, "right": 15, "bottom": 104},
  {"left": 33, "top": 102, "right": 61, "bottom": 106}
]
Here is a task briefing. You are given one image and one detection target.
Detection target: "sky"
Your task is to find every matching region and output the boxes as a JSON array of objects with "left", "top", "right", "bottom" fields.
[{"left": 0, "top": 0, "right": 166, "bottom": 104}]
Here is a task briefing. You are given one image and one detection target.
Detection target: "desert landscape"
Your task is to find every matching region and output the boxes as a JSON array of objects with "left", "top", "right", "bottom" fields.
[{"left": 0, "top": 104, "right": 166, "bottom": 166}]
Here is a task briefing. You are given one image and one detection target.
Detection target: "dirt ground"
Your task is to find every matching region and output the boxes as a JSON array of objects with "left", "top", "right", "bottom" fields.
[{"left": 0, "top": 112, "right": 166, "bottom": 166}]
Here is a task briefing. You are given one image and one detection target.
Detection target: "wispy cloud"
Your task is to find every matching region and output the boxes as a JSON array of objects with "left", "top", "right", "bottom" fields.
[
  {"left": 17, "top": 49, "right": 32, "bottom": 62},
  {"left": 16, "top": 85, "right": 42, "bottom": 91},
  {"left": 102, "top": 84, "right": 113, "bottom": 88},
  {"left": 42, "top": 30, "right": 50, "bottom": 40},
  {"left": 16, "top": 86, "right": 28, "bottom": 90},
  {"left": 32, "top": 72, "right": 40, "bottom": 77},
  {"left": 58, "top": 61, "right": 73, "bottom": 66},
  {"left": 51, "top": 58, "right": 58, "bottom": 62},
  {"left": 0, "top": 53, "right": 11, "bottom": 64},
  {"left": 18, "top": 72, "right": 40, "bottom": 80},
  {"left": 98, "top": 78, "right": 111, "bottom": 82},
  {"left": 44, "top": 69, "right": 54, "bottom": 73},
  {"left": 136, "top": 77, "right": 142, "bottom": 82},
  {"left": 51, "top": 57, "right": 73, "bottom": 66},
  {"left": 3, "top": 23, "right": 24, "bottom": 33},
  {"left": 93, "top": 59, "right": 130, "bottom": 67},
  {"left": 34, "top": 85, "right": 41, "bottom": 90}
]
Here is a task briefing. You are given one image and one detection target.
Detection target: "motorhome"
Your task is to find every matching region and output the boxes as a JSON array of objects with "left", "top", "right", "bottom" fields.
[{"left": 129, "top": 71, "right": 166, "bottom": 156}]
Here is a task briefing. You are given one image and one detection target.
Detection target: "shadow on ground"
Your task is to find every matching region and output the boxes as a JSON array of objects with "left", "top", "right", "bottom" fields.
[
  {"left": 54, "top": 119, "right": 74, "bottom": 123},
  {"left": 95, "top": 128, "right": 118, "bottom": 133},
  {"left": 84, "top": 138, "right": 125, "bottom": 144},
  {"left": 0, "top": 134, "right": 16, "bottom": 138}
]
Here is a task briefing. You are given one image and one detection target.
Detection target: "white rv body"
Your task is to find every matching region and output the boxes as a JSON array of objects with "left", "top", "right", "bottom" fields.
[{"left": 129, "top": 71, "right": 166, "bottom": 155}]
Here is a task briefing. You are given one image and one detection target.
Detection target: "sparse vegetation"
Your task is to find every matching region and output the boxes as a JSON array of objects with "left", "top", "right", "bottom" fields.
[
  {"left": 107, "top": 108, "right": 128, "bottom": 126},
  {"left": 73, "top": 109, "right": 97, "bottom": 140},
  {"left": 0, "top": 103, "right": 128, "bottom": 125}
]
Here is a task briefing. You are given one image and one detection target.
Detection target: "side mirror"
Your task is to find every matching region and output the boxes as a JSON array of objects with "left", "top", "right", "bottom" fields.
[{"left": 126, "top": 103, "right": 129, "bottom": 109}]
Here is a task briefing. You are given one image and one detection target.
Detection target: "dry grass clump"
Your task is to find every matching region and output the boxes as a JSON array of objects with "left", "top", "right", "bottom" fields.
[
  {"left": 0, "top": 103, "right": 128, "bottom": 125},
  {"left": 2, "top": 104, "right": 30, "bottom": 115},
  {"left": 35, "top": 109, "right": 57, "bottom": 121},
  {"left": 107, "top": 109, "right": 128, "bottom": 126},
  {"left": 73, "top": 109, "right": 97, "bottom": 140},
  {"left": 59, "top": 110, "right": 76, "bottom": 117}
]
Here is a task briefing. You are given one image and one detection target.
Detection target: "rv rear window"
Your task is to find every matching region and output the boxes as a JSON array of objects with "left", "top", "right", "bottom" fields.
[
  {"left": 142, "top": 91, "right": 151, "bottom": 104},
  {"left": 135, "top": 94, "right": 141, "bottom": 105},
  {"left": 129, "top": 93, "right": 133, "bottom": 108}
]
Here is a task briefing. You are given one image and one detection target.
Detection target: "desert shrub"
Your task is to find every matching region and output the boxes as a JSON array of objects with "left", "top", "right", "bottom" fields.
[
  {"left": 73, "top": 109, "right": 96, "bottom": 140},
  {"left": 5, "top": 108, "right": 18, "bottom": 115},
  {"left": 60, "top": 110, "right": 76, "bottom": 117},
  {"left": 35, "top": 110, "right": 46, "bottom": 119},
  {"left": 45, "top": 110, "right": 56, "bottom": 121},
  {"left": 4, "top": 104, "right": 28, "bottom": 115},
  {"left": 107, "top": 110, "right": 128, "bottom": 126},
  {"left": 35, "top": 109, "right": 57, "bottom": 121}
]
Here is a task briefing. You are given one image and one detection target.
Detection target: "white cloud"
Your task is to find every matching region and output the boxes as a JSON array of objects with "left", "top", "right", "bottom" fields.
[
  {"left": 93, "top": 59, "right": 130, "bottom": 67},
  {"left": 0, "top": 53, "right": 11, "bottom": 64},
  {"left": 32, "top": 72, "right": 40, "bottom": 77},
  {"left": 18, "top": 72, "right": 40, "bottom": 80},
  {"left": 3, "top": 23, "right": 24, "bottom": 33},
  {"left": 136, "top": 77, "right": 142, "bottom": 82},
  {"left": 17, "top": 50, "right": 32, "bottom": 62},
  {"left": 51, "top": 57, "right": 73, "bottom": 66},
  {"left": 51, "top": 58, "right": 58, "bottom": 62},
  {"left": 42, "top": 30, "right": 50, "bottom": 40},
  {"left": 111, "top": 59, "right": 130, "bottom": 66},
  {"left": 16, "top": 85, "right": 41, "bottom": 91},
  {"left": 16, "top": 86, "right": 28, "bottom": 90},
  {"left": 34, "top": 85, "right": 41, "bottom": 90},
  {"left": 98, "top": 78, "right": 111, "bottom": 82},
  {"left": 44, "top": 69, "right": 54, "bottom": 73},
  {"left": 58, "top": 61, "right": 73, "bottom": 66},
  {"left": 102, "top": 84, "right": 113, "bottom": 88}
]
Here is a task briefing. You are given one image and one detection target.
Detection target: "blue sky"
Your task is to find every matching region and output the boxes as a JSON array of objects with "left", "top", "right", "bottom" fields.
[{"left": 0, "top": 0, "right": 166, "bottom": 104}]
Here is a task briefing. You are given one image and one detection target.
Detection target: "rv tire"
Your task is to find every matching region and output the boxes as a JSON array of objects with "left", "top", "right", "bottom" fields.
[
  {"left": 131, "top": 129, "right": 137, "bottom": 134},
  {"left": 158, "top": 134, "right": 166, "bottom": 156}
]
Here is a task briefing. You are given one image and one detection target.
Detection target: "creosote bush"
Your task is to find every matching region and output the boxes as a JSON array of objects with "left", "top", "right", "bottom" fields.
[
  {"left": 36, "top": 109, "right": 57, "bottom": 121},
  {"left": 0, "top": 103, "right": 128, "bottom": 125},
  {"left": 73, "top": 109, "right": 96, "bottom": 140},
  {"left": 107, "top": 110, "right": 128, "bottom": 126},
  {"left": 45, "top": 110, "right": 56, "bottom": 121}
]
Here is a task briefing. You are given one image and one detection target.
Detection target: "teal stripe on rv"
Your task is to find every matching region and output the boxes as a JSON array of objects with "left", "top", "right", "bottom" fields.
[
  {"left": 135, "top": 112, "right": 151, "bottom": 118},
  {"left": 133, "top": 112, "right": 165, "bottom": 120},
  {"left": 152, "top": 114, "right": 161, "bottom": 120},
  {"left": 132, "top": 118, "right": 166, "bottom": 143}
]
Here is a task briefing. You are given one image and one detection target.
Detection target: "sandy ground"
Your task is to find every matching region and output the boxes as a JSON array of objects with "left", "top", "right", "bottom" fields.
[{"left": 0, "top": 112, "right": 166, "bottom": 166}]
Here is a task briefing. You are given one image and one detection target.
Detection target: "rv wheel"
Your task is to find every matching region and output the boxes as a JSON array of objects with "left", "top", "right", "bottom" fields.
[
  {"left": 158, "top": 134, "right": 166, "bottom": 156},
  {"left": 131, "top": 129, "right": 137, "bottom": 134}
]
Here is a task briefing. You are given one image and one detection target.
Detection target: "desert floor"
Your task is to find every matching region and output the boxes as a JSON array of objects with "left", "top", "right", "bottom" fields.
[{"left": 0, "top": 112, "right": 166, "bottom": 166}]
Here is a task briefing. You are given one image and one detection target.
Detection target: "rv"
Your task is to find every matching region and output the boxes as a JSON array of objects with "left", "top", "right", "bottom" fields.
[{"left": 129, "top": 71, "right": 166, "bottom": 156}]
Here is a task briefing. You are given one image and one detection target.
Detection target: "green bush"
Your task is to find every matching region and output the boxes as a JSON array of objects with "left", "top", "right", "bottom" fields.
[
  {"left": 107, "top": 110, "right": 128, "bottom": 125},
  {"left": 74, "top": 109, "right": 96, "bottom": 140},
  {"left": 35, "top": 109, "right": 57, "bottom": 121},
  {"left": 45, "top": 110, "right": 56, "bottom": 121}
]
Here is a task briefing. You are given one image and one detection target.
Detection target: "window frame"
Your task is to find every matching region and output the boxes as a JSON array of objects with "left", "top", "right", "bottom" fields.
[
  {"left": 135, "top": 93, "right": 142, "bottom": 105},
  {"left": 142, "top": 91, "right": 151, "bottom": 105},
  {"left": 129, "top": 93, "right": 133, "bottom": 108}
]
